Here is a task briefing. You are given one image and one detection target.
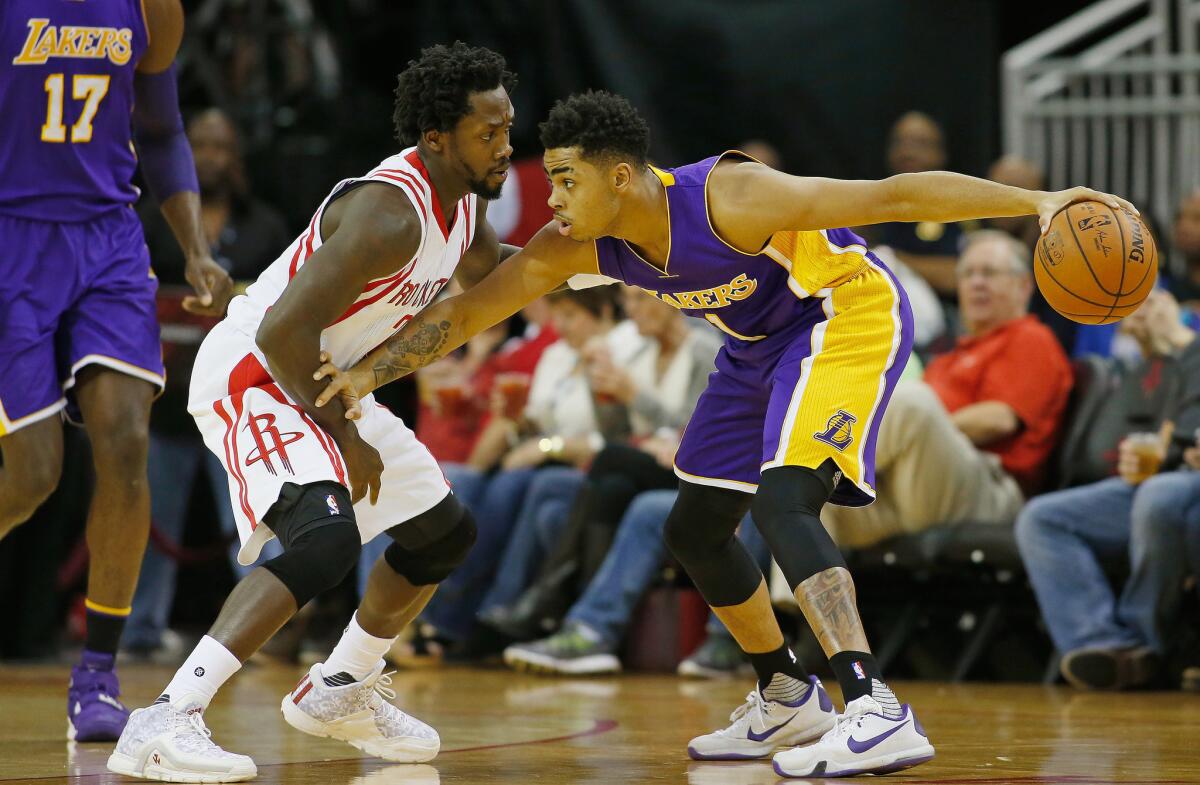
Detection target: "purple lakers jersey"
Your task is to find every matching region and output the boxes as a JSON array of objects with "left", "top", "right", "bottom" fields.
[
  {"left": 0, "top": 0, "right": 148, "bottom": 221},
  {"left": 595, "top": 153, "right": 873, "bottom": 358}
]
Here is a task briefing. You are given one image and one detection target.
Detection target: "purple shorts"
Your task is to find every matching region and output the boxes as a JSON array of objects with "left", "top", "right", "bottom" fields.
[
  {"left": 0, "top": 208, "right": 164, "bottom": 434},
  {"left": 673, "top": 259, "right": 914, "bottom": 507}
]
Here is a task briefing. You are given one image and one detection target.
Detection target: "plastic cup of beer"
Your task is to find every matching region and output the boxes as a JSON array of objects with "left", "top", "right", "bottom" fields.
[
  {"left": 433, "top": 383, "right": 470, "bottom": 419},
  {"left": 496, "top": 372, "right": 531, "bottom": 420},
  {"left": 1125, "top": 432, "right": 1164, "bottom": 484}
]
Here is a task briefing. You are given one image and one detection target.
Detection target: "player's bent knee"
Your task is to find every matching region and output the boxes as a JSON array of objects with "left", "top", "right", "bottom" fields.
[
  {"left": 261, "top": 481, "right": 360, "bottom": 606},
  {"left": 754, "top": 464, "right": 846, "bottom": 589},
  {"left": 383, "top": 501, "right": 476, "bottom": 586}
]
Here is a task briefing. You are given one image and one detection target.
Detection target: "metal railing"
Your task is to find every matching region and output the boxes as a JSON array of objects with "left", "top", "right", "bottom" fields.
[{"left": 1004, "top": 0, "right": 1200, "bottom": 273}]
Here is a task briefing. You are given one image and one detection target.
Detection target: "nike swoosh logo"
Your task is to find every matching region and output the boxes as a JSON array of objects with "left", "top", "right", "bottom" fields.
[
  {"left": 746, "top": 713, "right": 796, "bottom": 743},
  {"left": 846, "top": 720, "right": 909, "bottom": 753}
]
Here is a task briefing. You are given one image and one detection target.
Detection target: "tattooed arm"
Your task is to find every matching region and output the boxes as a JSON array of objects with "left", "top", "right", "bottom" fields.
[
  {"left": 314, "top": 221, "right": 601, "bottom": 409},
  {"left": 794, "top": 567, "right": 872, "bottom": 657}
]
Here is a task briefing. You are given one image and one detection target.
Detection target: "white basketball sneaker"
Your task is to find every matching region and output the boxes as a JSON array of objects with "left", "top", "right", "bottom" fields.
[
  {"left": 106, "top": 700, "right": 257, "bottom": 783},
  {"left": 772, "top": 695, "right": 934, "bottom": 778},
  {"left": 687, "top": 676, "right": 837, "bottom": 760},
  {"left": 281, "top": 661, "right": 440, "bottom": 762}
]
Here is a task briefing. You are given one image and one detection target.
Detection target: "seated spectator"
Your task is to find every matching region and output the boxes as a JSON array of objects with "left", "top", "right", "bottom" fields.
[
  {"left": 126, "top": 109, "right": 290, "bottom": 658},
  {"left": 396, "top": 286, "right": 630, "bottom": 650},
  {"left": 432, "top": 289, "right": 723, "bottom": 653},
  {"left": 822, "top": 230, "right": 1073, "bottom": 548},
  {"left": 1016, "top": 290, "right": 1200, "bottom": 690},
  {"left": 1162, "top": 190, "right": 1200, "bottom": 321},
  {"left": 863, "top": 111, "right": 974, "bottom": 300},
  {"left": 501, "top": 487, "right": 769, "bottom": 676},
  {"left": 982, "top": 156, "right": 1078, "bottom": 354}
]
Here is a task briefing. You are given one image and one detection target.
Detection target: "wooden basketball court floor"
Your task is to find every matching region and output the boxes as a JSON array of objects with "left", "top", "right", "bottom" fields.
[{"left": 2, "top": 663, "right": 1197, "bottom": 784}]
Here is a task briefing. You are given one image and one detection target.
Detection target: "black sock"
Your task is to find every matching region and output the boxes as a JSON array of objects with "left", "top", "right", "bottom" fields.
[
  {"left": 747, "top": 644, "right": 809, "bottom": 695},
  {"left": 830, "top": 650, "right": 902, "bottom": 717},
  {"left": 85, "top": 605, "right": 128, "bottom": 655}
]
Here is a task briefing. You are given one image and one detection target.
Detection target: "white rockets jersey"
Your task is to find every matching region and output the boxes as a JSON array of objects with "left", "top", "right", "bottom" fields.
[{"left": 223, "top": 147, "right": 478, "bottom": 370}]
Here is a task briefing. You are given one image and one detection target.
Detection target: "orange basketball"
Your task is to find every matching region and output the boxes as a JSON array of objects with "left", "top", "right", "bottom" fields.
[{"left": 1034, "top": 200, "right": 1157, "bottom": 325}]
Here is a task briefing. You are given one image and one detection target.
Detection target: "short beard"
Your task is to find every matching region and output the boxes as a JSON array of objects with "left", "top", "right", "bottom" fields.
[{"left": 469, "top": 176, "right": 504, "bottom": 201}]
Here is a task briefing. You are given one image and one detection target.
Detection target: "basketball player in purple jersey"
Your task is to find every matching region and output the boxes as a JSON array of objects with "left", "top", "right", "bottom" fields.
[
  {"left": 316, "top": 91, "right": 1133, "bottom": 777},
  {"left": 0, "top": 0, "right": 232, "bottom": 742}
]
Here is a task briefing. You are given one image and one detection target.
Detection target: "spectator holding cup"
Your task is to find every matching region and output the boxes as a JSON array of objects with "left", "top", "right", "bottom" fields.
[{"left": 1016, "top": 290, "right": 1200, "bottom": 690}]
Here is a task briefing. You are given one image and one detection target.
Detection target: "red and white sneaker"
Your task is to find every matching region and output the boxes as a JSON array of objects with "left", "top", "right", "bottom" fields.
[
  {"left": 106, "top": 700, "right": 256, "bottom": 783},
  {"left": 281, "top": 662, "right": 439, "bottom": 762}
]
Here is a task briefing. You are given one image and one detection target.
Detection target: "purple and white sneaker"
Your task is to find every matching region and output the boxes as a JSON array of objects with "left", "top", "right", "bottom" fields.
[
  {"left": 68, "top": 650, "right": 130, "bottom": 741},
  {"left": 687, "top": 676, "right": 836, "bottom": 760},
  {"left": 772, "top": 695, "right": 934, "bottom": 778}
]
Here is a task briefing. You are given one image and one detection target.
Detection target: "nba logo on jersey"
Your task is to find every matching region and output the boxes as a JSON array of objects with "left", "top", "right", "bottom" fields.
[
  {"left": 814, "top": 410, "right": 857, "bottom": 451},
  {"left": 326, "top": 495, "right": 340, "bottom": 516},
  {"left": 852, "top": 661, "right": 867, "bottom": 680}
]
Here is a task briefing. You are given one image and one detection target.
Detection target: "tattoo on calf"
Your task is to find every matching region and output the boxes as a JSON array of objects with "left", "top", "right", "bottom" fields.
[
  {"left": 373, "top": 320, "right": 452, "bottom": 388},
  {"left": 796, "top": 567, "right": 867, "bottom": 654}
]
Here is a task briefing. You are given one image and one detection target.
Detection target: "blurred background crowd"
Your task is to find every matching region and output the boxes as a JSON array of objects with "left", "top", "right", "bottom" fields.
[{"left": 4, "top": 0, "right": 1200, "bottom": 695}]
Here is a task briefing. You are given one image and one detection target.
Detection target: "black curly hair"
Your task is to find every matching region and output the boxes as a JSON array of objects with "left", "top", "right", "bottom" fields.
[
  {"left": 539, "top": 90, "right": 650, "bottom": 166},
  {"left": 392, "top": 42, "right": 517, "bottom": 147}
]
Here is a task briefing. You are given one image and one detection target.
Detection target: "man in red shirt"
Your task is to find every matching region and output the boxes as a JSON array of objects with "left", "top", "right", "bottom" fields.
[{"left": 823, "top": 230, "right": 1073, "bottom": 547}]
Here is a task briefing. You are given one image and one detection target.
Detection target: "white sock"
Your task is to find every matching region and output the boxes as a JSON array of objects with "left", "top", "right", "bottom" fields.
[
  {"left": 322, "top": 613, "right": 396, "bottom": 683},
  {"left": 158, "top": 635, "right": 241, "bottom": 710}
]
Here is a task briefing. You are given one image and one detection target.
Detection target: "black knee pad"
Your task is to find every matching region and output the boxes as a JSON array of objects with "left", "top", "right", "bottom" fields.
[
  {"left": 261, "top": 481, "right": 360, "bottom": 606},
  {"left": 383, "top": 494, "right": 476, "bottom": 586},
  {"left": 753, "top": 462, "right": 846, "bottom": 591},
  {"left": 662, "top": 481, "right": 762, "bottom": 608}
]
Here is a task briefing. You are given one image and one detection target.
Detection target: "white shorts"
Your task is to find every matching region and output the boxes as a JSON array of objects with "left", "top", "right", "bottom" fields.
[{"left": 189, "top": 321, "right": 450, "bottom": 566}]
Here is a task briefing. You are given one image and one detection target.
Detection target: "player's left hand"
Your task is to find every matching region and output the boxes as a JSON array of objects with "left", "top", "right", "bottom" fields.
[
  {"left": 314, "top": 352, "right": 365, "bottom": 420},
  {"left": 1036, "top": 188, "right": 1140, "bottom": 236},
  {"left": 183, "top": 254, "right": 235, "bottom": 316}
]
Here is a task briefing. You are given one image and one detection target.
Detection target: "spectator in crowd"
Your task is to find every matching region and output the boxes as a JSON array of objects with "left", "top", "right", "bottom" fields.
[
  {"left": 822, "top": 230, "right": 1073, "bottom": 548},
  {"left": 357, "top": 298, "right": 559, "bottom": 649},
  {"left": 1163, "top": 190, "right": 1200, "bottom": 317},
  {"left": 501, "top": 485, "right": 769, "bottom": 676},
  {"left": 982, "top": 156, "right": 1078, "bottom": 355},
  {"left": 389, "top": 286, "right": 630, "bottom": 654},
  {"left": 469, "top": 290, "right": 722, "bottom": 661},
  {"left": 866, "top": 111, "right": 971, "bottom": 300},
  {"left": 1017, "top": 289, "right": 1200, "bottom": 690},
  {"left": 126, "top": 109, "right": 290, "bottom": 658}
]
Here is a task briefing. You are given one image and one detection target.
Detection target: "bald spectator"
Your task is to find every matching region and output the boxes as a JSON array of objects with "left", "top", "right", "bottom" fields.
[
  {"left": 739, "top": 139, "right": 783, "bottom": 170},
  {"left": 822, "top": 231, "right": 1072, "bottom": 548},
  {"left": 867, "top": 112, "right": 972, "bottom": 300},
  {"left": 985, "top": 156, "right": 1045, "bottom": 249},
  {"left": 982, "top": 156, "right": 1079, "bottom": 354}
]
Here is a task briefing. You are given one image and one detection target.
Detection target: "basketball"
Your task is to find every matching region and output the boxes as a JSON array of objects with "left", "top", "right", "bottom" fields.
[{"left": 1034, "top": 200, "right": 1158, "bottom": 325}]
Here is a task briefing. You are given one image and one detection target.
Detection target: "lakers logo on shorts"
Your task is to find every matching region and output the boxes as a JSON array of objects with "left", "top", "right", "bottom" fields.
[{"left": 813, "top": 410, "right": 857, "bottom": 451}]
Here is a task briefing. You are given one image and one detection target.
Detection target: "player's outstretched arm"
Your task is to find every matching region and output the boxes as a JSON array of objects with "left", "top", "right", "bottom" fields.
[
  {"left": 315, "top": 222, "right": 598, "bottom": 410},
  {"left": 137, "top": 0, "right": 233, "bottom": 316},
  {"left": 707, "top": 160, "right": 1139, "bottom": 252}
]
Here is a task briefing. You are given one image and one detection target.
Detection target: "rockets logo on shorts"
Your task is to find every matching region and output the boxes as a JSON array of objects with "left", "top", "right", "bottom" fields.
[
  {"left": 326, "top": 494, "right": 340, "bottom": 516},
  {"left": 814, "top": 409, "right": 857, "bottom": 451},
  {"left": 243, "top": 412, "right": 304, "bottom": 476}
]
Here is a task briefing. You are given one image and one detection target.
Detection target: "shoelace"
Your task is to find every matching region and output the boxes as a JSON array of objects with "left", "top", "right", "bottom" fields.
[
  {"left": 175, "top": 710, "right": 219, "bottom": 751},
  {"left": 365, "top": 671, "right": 398, "bottom": 710},
  {"left": 717, "top": 691, "right": 769, "bottom": 736},
  {"left": 824, "top": 709, "right": 868, "bottom": 742}
]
